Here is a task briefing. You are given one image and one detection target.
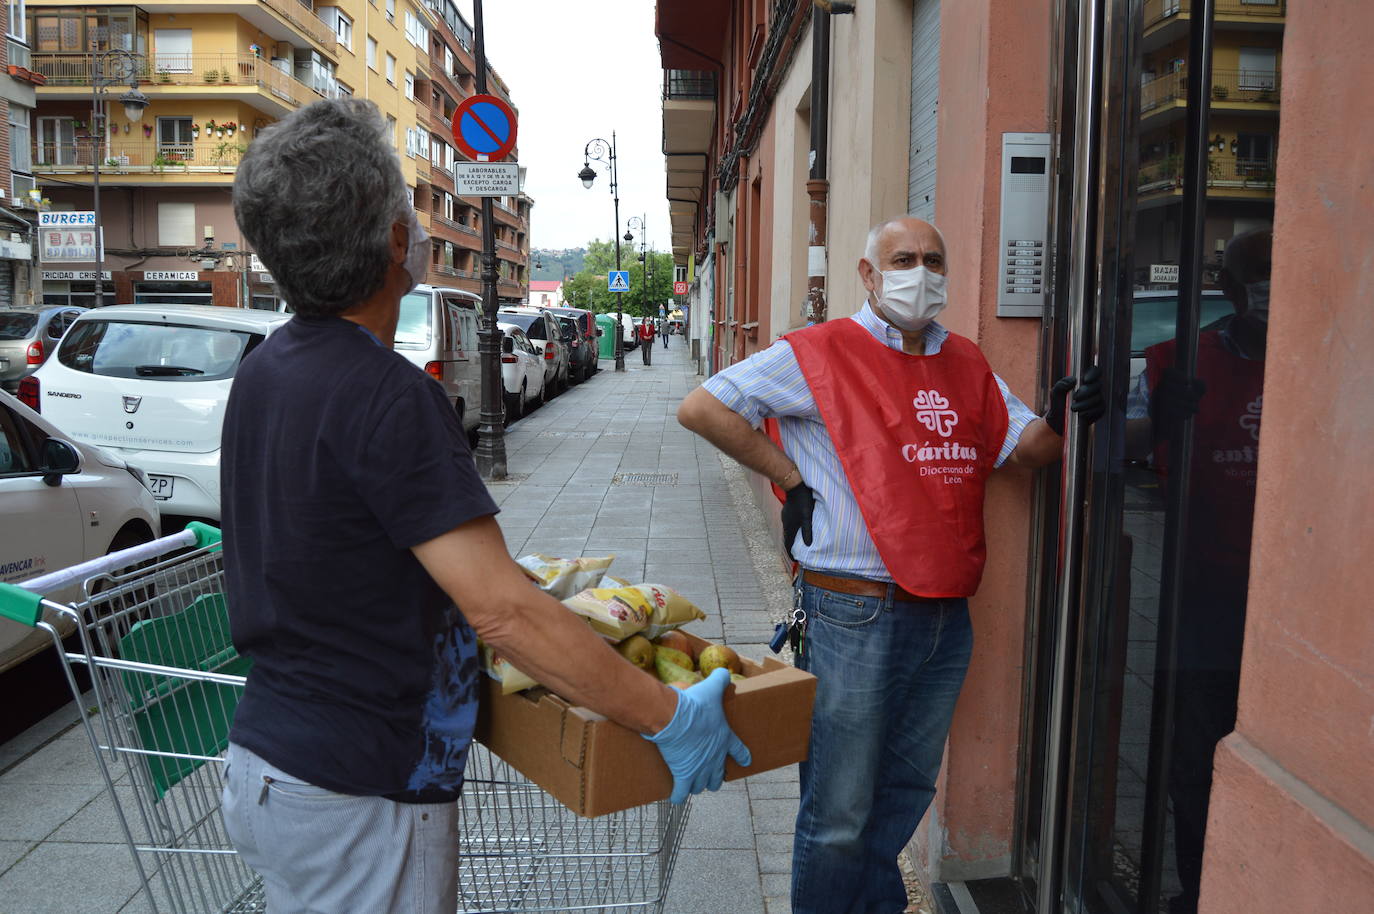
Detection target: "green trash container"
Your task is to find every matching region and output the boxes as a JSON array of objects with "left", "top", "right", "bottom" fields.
[{"left": 595, "top": 313, "right": 618, "bottom": 360}]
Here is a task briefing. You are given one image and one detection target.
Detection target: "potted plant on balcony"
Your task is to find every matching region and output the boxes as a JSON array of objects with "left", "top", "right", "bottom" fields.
[
  {"left": 143, "top": 123, "right": 153, "bottom": 138},
  {"left": 1212, "top": 84, "right": 1228, "bottom": 100},
  {"left": 224, "top": 121, "right": 237, "bottom": 137},
  {"left": 204, "top": 68, "right": 220, "bottom": 83},
  {"left": 156, "top": 68, "right": 171, "bottom": 84},
  {"left": 212, "top": 140, "right": 246, "bottom": 173}
]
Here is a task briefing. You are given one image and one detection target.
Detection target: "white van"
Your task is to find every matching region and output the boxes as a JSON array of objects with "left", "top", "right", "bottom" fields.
[
  {"left": 25, "top": 304, "right": 290, "bottom": 520},
  {"left": 397, "top": 285, "right": 483, "bottom": 437}
]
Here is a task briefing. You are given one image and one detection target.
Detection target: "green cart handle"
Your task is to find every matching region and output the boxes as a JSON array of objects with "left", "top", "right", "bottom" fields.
[{"left": 0, "top": 582, "right": 42, "bottom": 627}]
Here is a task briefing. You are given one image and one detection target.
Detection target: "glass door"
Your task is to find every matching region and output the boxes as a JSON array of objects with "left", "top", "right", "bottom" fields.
[{"left": 1020, "top": 1, "right": 1283, "bottom": 912}]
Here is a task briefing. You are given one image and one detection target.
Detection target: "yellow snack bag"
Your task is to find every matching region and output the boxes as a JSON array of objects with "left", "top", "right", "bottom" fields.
[
  {"left": 561, "top": 582, "right": 708, "bottom": 641},
  {"left": 478, "top": 640, "right": 541, "bottom": 695},
  {"left": 515, "top": 554, "right": 615, "bottom": 599},
  {"left": 562, "top": 586, "right": 655, "bottom": 640},
  {"left": 635, "top": 583, "right": 709, "bottom": 639}
]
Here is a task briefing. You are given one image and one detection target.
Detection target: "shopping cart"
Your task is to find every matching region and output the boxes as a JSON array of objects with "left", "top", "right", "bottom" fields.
[{"left": 0, "top": 525, "right": 691, "bottom": 914}]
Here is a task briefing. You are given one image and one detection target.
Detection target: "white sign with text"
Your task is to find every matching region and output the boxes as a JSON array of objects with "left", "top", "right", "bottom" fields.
[{"left": 452, "top": 162, "right": 520, "bottom": 196}]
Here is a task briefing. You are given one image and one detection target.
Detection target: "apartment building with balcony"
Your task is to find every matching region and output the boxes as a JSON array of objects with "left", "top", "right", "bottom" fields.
[
  {"left": 1134, "top": 0, "right": 1284, "bottom": 275},
  {"left": 1, "top": 0, "right": 40, "bottom": 308},
  {"left": 15, "top": 0, "right": 527, "bottom": 307},
  {"left": 406, "top": 0, "right": 529, "bottom": 305}
]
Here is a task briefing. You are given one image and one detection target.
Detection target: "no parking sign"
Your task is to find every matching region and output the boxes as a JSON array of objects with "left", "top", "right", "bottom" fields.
[{"left": 452, "top": 94, "right": 518, "bottom": 162}]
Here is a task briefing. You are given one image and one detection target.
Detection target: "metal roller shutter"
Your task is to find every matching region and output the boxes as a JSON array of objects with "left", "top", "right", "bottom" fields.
[{"left": 908, "top": 0, "right": 941, "bottom": 222}]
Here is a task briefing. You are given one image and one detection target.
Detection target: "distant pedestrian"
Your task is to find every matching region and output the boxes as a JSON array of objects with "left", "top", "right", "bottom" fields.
[
  {"left": 638, "top": 318, "right": 655, "bottom": 365},
  {"left": 220, "top": 97, "right": 747, "bottom": 914},
  {"left": 678, "top": 216, "right": 1103, "bottom": 914},
  {"left": 663, "top": 320, "right": 670, "bottom": 348}
]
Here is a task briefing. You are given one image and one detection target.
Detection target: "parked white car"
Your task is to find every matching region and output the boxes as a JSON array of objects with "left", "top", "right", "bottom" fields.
[
  {"left": 498, "top": 322, "right": 545, "bottom": 421},
  {"left": 22, "top": 304, "right": 290, "bottom": 521},
  {"left": 0, "top": 389, "right": 161, "bottom": 674}
]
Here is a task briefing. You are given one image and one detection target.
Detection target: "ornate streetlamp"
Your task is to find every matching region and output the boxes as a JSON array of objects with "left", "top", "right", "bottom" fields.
[
  {"left": 578, "top": 134, "right": 625, "bottom": 371},
  {"left": 90, "top": 50, "right": 149, "bottom": 307}
]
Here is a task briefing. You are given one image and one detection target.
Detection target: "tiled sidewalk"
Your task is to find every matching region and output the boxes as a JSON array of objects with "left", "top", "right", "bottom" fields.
[
  {"left": 483, "top": 340, "right": 799, "bottom": 914},
  {"left": 0, "top": 339, "right": 800, "bottom": 913}
]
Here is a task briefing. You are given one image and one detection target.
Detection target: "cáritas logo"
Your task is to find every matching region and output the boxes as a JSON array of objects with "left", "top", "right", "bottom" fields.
[{"left": 913, "top": 389, "right": 959, "bottom": 437}]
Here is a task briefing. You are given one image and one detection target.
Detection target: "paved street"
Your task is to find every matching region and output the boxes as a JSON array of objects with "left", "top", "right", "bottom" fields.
[{"left": 0, "top": 338, "right": 803, "bottom": 913}]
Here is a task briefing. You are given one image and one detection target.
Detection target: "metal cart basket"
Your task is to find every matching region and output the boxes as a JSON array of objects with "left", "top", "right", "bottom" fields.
[{"left": 0, "top": 525, "right": 690, "bottom": 914}]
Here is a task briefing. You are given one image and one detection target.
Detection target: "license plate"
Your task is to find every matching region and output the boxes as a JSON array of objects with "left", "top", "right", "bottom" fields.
[{"left": 146, "top": 475, "right": 175, "bottom": 500}]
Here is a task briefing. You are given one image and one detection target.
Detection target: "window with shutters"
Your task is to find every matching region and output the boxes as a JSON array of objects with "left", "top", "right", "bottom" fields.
[
  {"left": 37, "top": 117, "right": 77, "bottom": 166},
  {"left": 10, "top": 106, "right": 32, "bottom": 175},
  {"left": 154, "top": 28, "right": 191, "bottom": 72},
  {"left": 158, "top": 202, "right": 196, "bottom": 246},
  {"left": 157, "top": 117, "right": 194, "bottom": 161}
]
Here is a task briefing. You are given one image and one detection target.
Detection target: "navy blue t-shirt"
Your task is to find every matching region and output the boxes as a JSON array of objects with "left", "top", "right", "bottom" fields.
[{"left": 222, "top": 315, "right": 497, "bottom": 802}]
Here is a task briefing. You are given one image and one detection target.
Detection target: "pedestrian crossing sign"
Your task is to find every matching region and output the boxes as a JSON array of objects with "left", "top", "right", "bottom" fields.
[{"left": 608, "top": 271, "right": 630, "bottom": 292}]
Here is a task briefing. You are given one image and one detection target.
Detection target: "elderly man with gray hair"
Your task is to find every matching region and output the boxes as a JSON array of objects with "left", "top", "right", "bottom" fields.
[
  {"left": 218, "top": 99, "right": 748, "bottom": 914},
  {"left": 679, "top": 216, "right": 1103, "bottom": 912}
]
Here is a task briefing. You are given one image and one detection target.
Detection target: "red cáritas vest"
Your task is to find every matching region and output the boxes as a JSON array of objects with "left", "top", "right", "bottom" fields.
[
  {"left": 1145, "top": 330, "right": 1265, "bottom": 576},
  {"left": 786, "top": 318, "right": 1008, "bottom": 597}
]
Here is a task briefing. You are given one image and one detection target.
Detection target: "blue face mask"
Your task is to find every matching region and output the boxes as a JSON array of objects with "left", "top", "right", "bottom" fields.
[{"left": 403, "top": 211, "right": 429, "bottom": 292}]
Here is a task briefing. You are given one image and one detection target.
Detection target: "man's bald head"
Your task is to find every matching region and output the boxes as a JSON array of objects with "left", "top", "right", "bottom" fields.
[{"left": 863, "top": 217, "right": 948, "bottom": 267}]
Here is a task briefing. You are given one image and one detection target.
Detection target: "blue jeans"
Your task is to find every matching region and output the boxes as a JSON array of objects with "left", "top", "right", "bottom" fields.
[{"left": 791, "top": 574, "right": 973, "bottom": 914}]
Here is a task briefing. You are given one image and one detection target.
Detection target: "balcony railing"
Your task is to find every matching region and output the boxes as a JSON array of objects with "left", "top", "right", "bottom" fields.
[
  {"left": 1140, "top": 67, "right": 1280, "bottom": 113},
  {"left": 1144, "top": 0, "right": 1286, "bottom": 28},
  {"left": 259, "top": 0, "right": 338, "bottom": 50},
  {"left": 1141, "top": 70, "right": 1186, "bottom": 112},
  {"left": 1137, "top": 153, "right": 1276, "bottom": 191},
  {"left": 33, "top": 53, "right": 316, "bottom": 109},
  {"left": 664, "top": 69, "right": 715, "bottom": 101},
  {"left": 1210, "top": 67, "right": 1280, "bottom": 100},
  {"left": 32, "top": 139, "right": 245, "bottom": 172}
]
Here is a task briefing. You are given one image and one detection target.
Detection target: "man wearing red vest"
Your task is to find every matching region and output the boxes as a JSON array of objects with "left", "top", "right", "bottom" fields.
[
  {"left": 1125, "top": 229, "right": 1270, "bottom": 914},
  {"left": 678, "top": 217, "right": 1103, "bottom": 913}
]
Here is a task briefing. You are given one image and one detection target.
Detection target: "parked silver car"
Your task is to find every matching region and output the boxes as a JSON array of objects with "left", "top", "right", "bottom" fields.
[{"left": 0, "top": 306, "right": 87, "bottom": 392}]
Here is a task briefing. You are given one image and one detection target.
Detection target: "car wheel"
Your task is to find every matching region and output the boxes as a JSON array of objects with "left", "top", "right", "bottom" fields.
[{"left": 513, "top": 384, "right": 526, "bottom": 421}]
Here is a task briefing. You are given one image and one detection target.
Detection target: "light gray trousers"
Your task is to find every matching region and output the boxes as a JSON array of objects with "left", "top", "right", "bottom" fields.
[{"left": 222, "top": 743, "right": 459, "bottom": 914}]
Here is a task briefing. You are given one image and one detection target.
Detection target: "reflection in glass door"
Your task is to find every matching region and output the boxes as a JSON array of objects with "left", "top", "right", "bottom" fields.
[{"left": 1022, "top": 1, "right": 1284, "bottom": 912}]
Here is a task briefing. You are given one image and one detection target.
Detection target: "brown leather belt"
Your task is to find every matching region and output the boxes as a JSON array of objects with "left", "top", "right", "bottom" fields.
[{"left": 802, "top": 569, "right": 934, "bottom": 604}]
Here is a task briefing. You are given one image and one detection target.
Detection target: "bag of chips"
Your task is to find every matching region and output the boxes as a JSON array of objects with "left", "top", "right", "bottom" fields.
[
  {"left": 478, "top": 640, "right": 541, "bottom": 695},
  {"left": 561, "top": 582, "right": 707, "bottom": 641},
  {"left": 516, "top": 553, "right": 615, "bottom": 599}
]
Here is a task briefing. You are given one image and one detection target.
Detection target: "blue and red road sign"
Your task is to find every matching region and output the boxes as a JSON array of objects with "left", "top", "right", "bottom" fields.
[{"left": 452, "top": 94, "right": 518, "bottom": 162}]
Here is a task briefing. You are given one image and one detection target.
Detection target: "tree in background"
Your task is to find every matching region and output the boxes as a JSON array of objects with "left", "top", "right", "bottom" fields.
[{"left": 562, "top": 239, "right": 675, "bottom": 317}]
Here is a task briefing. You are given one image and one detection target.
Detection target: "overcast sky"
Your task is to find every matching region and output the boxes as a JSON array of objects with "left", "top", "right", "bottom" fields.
[{"left": 455, "top": 0, "right": 674, "bottom": 254}]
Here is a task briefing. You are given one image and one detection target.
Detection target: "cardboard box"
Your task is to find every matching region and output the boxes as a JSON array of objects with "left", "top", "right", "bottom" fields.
[{"left": 473, "top": 631, "right": 816, "bottom": 818}]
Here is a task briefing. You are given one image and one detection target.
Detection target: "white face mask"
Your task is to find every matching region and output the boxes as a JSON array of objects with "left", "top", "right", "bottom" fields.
[
  {"left": 1244, "top": 279, "right": 1270, "bottom": 323},
  {"left": 402, "top": 211, "right": 429, "bottom": 292},
  {"left": 870, "top": 264, "right": 947, "bottom": 332}
]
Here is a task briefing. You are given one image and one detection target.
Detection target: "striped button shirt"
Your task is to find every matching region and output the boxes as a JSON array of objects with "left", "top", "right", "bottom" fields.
[{"left": 702, "top": 303, "right": 1037, "bottom": 582}]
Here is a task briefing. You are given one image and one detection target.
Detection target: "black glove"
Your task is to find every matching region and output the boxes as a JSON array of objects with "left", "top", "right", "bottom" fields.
[
  {"left": 1149, "top": 365, "right": 1206, "bottom": 430},
  {"left": 781, "top": 483, "right": 815, "bottom": 560},
  {"left": 1044, "top": 366, "right": 1106, "bottom": 435}
]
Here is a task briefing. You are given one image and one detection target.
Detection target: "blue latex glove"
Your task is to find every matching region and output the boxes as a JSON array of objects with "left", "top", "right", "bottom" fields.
[{"left": 644, "top": 667, "right": 753, "bottom": 803}]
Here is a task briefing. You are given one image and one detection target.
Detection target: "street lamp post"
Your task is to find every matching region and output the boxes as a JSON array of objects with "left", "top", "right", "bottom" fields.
[
  {"left": 578, "top": 135, "right": 625, "bottom": 372},
  {"left": 625, "top": 215, "right": 648, "bottom": 324},
  {"left": 89, "top": 50, "right": 149, "bottom": 308}
]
